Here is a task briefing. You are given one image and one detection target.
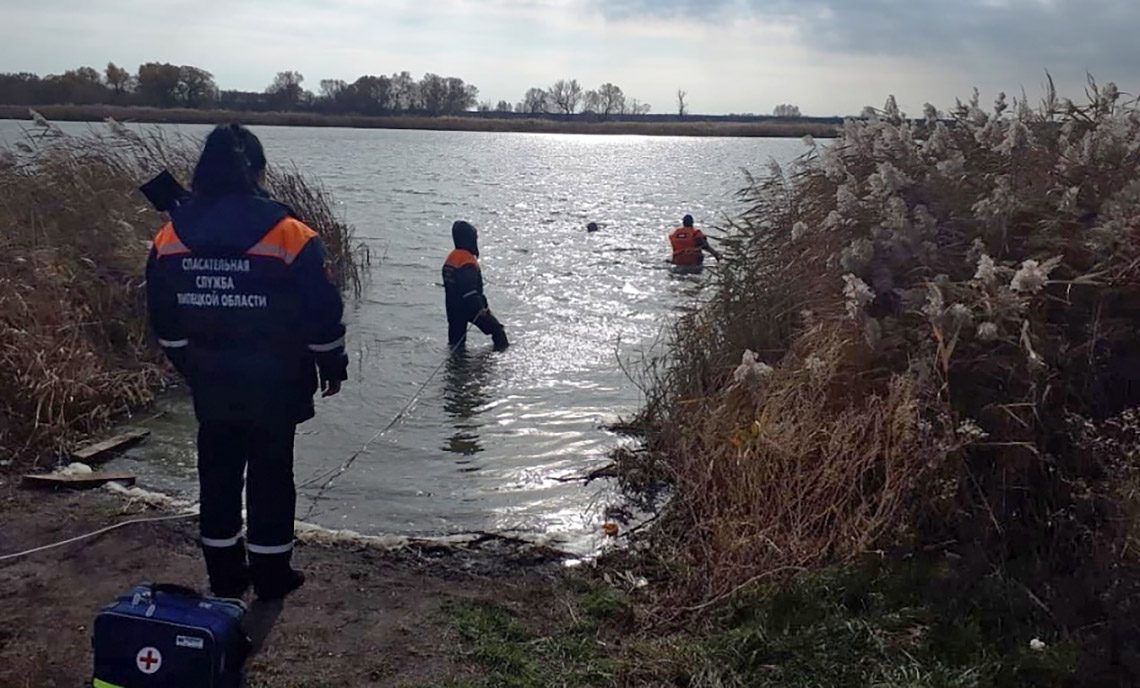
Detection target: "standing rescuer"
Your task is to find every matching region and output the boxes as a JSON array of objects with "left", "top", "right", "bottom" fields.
[
  {"left": 442, "top": 220, "right": 509, "bottom": 351},
  {"left": 669, "top": 213, "right": 722, "bottom": 267},
  {"left": 146, "top": 123, "right": 348, "bottom": 600}
]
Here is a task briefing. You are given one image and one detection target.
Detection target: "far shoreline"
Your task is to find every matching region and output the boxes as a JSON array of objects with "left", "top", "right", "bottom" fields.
[{"left": 0, "top": 104, "right": 841, "bottom": 138}]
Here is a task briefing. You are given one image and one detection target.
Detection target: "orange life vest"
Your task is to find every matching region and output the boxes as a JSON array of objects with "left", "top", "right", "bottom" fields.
[
  {"left": 443, "top": 248, "right": 479, "bottom": 270},
  {"left": 669, "top": 226, "right": 705, "bottom": 266}
]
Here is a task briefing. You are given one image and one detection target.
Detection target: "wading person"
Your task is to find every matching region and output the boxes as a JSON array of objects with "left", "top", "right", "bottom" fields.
[
  {"left": 442, "top": 220, "right": 509, "bottom": 351},
  {"left": 669, "top": 214, "right": 721, "bottom": 268},
  {"left": 146, "top": 123, "right": 348, "bottom": 600}
]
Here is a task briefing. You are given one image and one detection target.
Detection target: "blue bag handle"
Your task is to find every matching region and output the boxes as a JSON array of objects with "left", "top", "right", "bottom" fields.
[{"left": 149, "top": 583, "right": 202, "bottom": 598}]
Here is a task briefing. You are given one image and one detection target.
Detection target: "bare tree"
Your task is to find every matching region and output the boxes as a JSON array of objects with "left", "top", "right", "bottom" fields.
[
  {"left": 598, "top": 83, "right": 625, "bottom": 119},
  {"left": 178, "top": 66, "right": 217, "bottom": 108},
  {"left": 390, "top": 71, "right": 418, "bottom": 110},
  {"left": 442, "top": 76, "right": 478, "bottom": 114},
  {"left": 267, "top": 71, "right": 304, "bottom": 109},
  {"left": 549, "top": 79, "right": 583, "bottom": 115},
  {"left": 345, "top": 75, "right": 395, "bottom": 113},
  {"left": 319, "top": 79, "right": 347, "bottom": 100},
  {"left": 772, "top": 103, "right": 802, "bottom": 117},
  {"left": 627, "top": 98, "right": 652, "bottom": 115},
  {"left": 495, "top": 99, "right": 512, "bottom": 112},
  {"left": 104, "top": 62, "right": 131, "bottom": 96},
  {"left": 582, "top": 89, "right": 601, "bottom": 114},
  {"left": 519, "top": 87, "right": 549, "bottom": 114},
  {"left": 419, "top": 73, "right": 447, "bottom": 114},
  {"left": 677, "top": 89, "right": 688, "bottom": 118},
  {"left": 136, "top": 63, "right": 182, "bottom": 107}
]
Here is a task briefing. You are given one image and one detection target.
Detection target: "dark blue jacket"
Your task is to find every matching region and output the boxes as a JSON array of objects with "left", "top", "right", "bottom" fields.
[
  {"left": 146, "top": 193, "right": 348, "bottom": 425},
  {"left": 442, "top": 220, "right": 487, "bottom": 323}
]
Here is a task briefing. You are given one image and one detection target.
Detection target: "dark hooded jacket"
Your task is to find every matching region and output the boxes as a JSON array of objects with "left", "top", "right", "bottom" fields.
[
  {"left": 146, "top": 192, "right": 348, "bottom": 425},
  {"left": 441, "top": 221, "right": 488, "bottom": 324}
]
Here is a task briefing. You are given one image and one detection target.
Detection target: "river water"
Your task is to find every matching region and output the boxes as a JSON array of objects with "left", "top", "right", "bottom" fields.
[{"left": 0, "top": 120, "right": 804, "bottom": 553}]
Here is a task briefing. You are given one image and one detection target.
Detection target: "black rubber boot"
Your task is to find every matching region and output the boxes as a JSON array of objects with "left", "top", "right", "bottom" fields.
[
  {"left": 250, "top": 552, "right": 305, "bottom": 601},
  {"left": 492, "top": 328, "right": 510, "bottom": 351},
  {"left": 203, "top": 541, "right": 249, "bottom": 599}
]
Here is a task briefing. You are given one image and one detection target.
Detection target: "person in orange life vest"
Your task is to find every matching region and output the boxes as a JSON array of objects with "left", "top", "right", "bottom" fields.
[
  {"left": 146, "top": 123, "right": 348, "bottom": 600},
  {"left": 442, "top": 221, "right": 509, "bottom": 351},
  {"left": 669, "top": 214, "right": 722, "bottom": 266}
]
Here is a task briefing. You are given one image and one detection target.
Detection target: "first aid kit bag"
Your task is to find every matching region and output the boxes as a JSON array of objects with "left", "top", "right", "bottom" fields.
[{"left": 92, "top": 583, "right": 250, "bottom": 688}]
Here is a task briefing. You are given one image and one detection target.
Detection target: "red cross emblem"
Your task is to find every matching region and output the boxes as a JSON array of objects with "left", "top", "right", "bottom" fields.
[{"left": 136, "top": 646, "right": 162, "bottom": 674}]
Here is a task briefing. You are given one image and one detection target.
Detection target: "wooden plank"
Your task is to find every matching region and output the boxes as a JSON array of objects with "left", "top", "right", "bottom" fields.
[
  {"left": 70, "top": 429, "right": 150, "bottom": 463},
  {"left": 22, "top": 472, "right": 137, "bottom": 489}
]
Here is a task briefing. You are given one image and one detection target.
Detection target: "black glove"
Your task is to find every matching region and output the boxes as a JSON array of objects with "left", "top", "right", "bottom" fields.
[{"left": 316, "top": 351, "right": 349, "bottom": 385}]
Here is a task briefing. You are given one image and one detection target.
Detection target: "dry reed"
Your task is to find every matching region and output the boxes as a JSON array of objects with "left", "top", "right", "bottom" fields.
[
  {"left": 0, "top": 116, "right": 364, "bottom": 466},
  {"left": 636, "top": 78, "right": 1140, "bottom": 648}
]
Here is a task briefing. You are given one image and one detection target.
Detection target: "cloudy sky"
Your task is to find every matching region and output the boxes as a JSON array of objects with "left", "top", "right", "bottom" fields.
[{"left": 0, "top": 0, "right": 1135, "bottom": 115}]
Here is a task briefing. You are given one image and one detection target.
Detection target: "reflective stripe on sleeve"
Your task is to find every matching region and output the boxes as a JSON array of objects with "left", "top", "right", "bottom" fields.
[
  {"left": 94, "top": 679, "right": 126, "bottom": 688},
  {"left": 201, "top": 534, "right": 242, "bottom": 548},
  {"left": 462, "top": 290, "right": 480, "bottom": 298},
  {"left": 307, "top": 336, "right": 345, "bottom": 353},
  {"left": 158, "top": 338, "right": 189, "bottom": 349},
  {"left": 247, "top": 541, "right": 294, "bottom": 555}
]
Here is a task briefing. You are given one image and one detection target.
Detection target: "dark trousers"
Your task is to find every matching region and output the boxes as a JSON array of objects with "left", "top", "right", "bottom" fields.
[
  {"left": 447, "top": 311, "right": 505, "bottom": 347},
  {"left": 198, "top": 421, "right": 297, "bottom": 593},
  {"left": 448, "top": 318, "right": 469, "bottom": 347}
]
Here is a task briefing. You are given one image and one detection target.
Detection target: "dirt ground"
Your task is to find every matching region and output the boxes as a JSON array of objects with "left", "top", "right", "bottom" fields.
[{"left": 0, "top": 482, "right": 572, "bottom": 688}]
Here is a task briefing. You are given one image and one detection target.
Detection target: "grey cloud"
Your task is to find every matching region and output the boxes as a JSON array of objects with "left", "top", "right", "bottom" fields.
[
  {"left": 597, "top": 0, "right": 746, "bottom": 21},
  {"left": 596, "top": 0, "right": 1140, "bottom": 75}
]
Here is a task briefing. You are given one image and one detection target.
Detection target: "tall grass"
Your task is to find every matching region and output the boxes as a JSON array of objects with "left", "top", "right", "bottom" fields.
[
  {"left": 634, "top": 80, "right": 1140, "bottom": 672},
  {"left": 0, "top": 117, "right": 365, "bottom": 466}
]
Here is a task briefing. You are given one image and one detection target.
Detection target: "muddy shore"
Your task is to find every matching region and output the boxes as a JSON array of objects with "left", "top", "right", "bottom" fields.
[{"left": 0, "top": 483, "right": 576, "bottom": 687}]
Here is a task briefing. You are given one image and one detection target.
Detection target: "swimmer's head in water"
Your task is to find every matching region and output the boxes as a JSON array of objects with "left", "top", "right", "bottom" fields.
[
  {"left": 682, "top": 214, "right": 694, "bottom": 227},
  {"left": 586, "top": 222, "right": 599, "bottom": 232}
]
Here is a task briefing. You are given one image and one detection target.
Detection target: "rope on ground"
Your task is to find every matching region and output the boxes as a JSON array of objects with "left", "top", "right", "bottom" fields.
[{"left": 0, "top": 510, "right": 199, "bottom": 564}]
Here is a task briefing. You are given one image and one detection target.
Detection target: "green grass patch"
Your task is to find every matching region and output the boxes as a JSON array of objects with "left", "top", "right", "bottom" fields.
[
  {"left": 435, "top": 597, "right": 619, "bottom": 688},
  {"left": 423, "top": 560, "right": 1078, "bottom": 688},
  {"left": 571, "top": 577, "right": 632, "bottom": 625},
  {"left": 692, "top": 559, "right": 1078, "bottom": 688}
]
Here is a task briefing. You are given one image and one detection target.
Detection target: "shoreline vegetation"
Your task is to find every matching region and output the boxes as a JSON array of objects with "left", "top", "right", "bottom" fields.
[
  {"left": 4, "top": 78, "right": 1140, "bottom": 686},
  {"left": 0, "top": 118, "right": 365, "bottom": 467},
  {"left": 0, "top": 104, "right": 841, "bottom": 138},
  {"left": 612, "top": 81, "right": 1140, "bottom": 684}
]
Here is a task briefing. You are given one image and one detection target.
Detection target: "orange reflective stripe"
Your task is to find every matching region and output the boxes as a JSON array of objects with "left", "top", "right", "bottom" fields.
[
  {"left": 246, "top": 218, "right": 317, "bottom": 265},
  {"left": 444, "top": 249, "right": 479, "bottom": 269},
  {"left": 153, "top": 223, "right": 191, "bottom": 257}
]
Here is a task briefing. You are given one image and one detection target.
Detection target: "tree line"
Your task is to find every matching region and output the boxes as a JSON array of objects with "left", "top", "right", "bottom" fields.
[
  {"left": 0, "top": 63, "right": 481, "bottom": 116},
  {"left": 0, "top": 64, "right": 670, "bottom": 119},
  {"left": 507, "top": 79, "right": 653, "bottom": 118},
  {"left": 0, "top": 64, "right": 814, "bottom": 119}
]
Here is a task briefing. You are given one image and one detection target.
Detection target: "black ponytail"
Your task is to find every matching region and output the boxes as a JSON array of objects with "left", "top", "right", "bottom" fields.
[{"left": 191, "top": 123, "right": 267, "bottom": 196}]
